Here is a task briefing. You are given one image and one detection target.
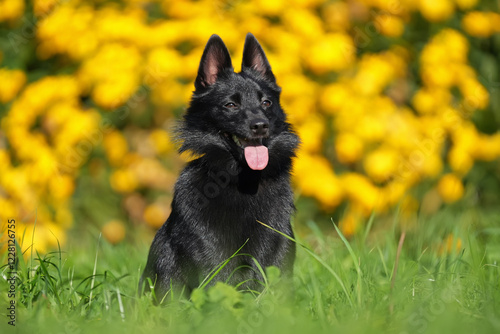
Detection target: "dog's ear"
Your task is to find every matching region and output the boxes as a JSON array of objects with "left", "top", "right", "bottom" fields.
[
  {"left": 241, "top": 33, "right": 276, "bottom": 83},
  {"left": 195, "top": 35, "right": 233, "bottom": 90}
]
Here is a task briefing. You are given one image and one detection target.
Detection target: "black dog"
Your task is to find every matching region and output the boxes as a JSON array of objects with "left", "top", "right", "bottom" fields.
[{"left": 140, "top": 33, "right": 299, "bottom": 300}]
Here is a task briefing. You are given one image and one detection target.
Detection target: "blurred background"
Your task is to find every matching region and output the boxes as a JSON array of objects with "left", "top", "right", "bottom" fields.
[{"left": 0, "top": 0, "right": 499, "bottom": 253}]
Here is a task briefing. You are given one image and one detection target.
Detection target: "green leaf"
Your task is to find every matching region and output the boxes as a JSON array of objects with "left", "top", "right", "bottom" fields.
[
  {"left": 208, "top": 282, "right": 241, "bottom": 309},
  {"left": 265, "top": 266, "right": 281, "bottom": 284},
  {"left": 190, "top": 288, "right": 206, "bottom": 309}
]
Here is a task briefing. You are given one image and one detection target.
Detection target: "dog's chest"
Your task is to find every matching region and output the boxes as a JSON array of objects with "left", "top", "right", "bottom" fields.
[{"left": 196, "top": 183, "right": 288, "bottom": 252}]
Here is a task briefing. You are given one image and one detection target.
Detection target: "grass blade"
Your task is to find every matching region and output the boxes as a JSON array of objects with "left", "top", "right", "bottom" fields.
[
  {"left": 199, "top": 239, "right": 249, "bottom": 289},
  {"left": 331, "top": 218, "right": 363, "bottom": 306},
  {"left": 257, "top": 220, "right": 354, "bottom": 308},
  {"left": 89, "top": 233, "right": 102, "bottom": 309}
]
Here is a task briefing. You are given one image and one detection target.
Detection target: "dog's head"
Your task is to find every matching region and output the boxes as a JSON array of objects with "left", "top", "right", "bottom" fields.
[{"left": 178, "top": 33, "right": 298, "bottom": 175}]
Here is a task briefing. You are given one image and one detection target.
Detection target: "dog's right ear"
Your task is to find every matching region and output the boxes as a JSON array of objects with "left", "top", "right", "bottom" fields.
[
  {"left": 241, "top": 33, "right": 276, "bottom": 83},
  {"left": 195, "top": 35, "right": 233, "bottom": 90}
]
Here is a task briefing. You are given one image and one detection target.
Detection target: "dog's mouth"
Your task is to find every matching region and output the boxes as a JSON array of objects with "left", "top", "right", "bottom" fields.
[{"left": 224, "top": 134, "right": 269, "bottom": 170}]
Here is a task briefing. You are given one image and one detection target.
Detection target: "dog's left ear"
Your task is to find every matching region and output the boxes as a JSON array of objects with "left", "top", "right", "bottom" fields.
[{"left": 241, "top": 33, "right": 276, "bottom": 83}]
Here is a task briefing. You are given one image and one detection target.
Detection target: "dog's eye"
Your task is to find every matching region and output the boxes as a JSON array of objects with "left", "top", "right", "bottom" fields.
[
  {"left": 261, "top": 100, "right": 272, "bottom": 108},
  {"left": 224, "top": 102, "right": 238, "bottom": 109}
]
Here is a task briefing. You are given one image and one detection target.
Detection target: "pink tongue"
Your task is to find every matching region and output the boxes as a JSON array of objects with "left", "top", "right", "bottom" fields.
[{"left": 244, "top": 145, "right": 269, "bottom": 170}]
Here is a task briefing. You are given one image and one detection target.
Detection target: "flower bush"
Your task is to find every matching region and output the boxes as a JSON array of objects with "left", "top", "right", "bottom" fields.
[{"left": 0, "top": 0, "right": 499, "bottom": 250}]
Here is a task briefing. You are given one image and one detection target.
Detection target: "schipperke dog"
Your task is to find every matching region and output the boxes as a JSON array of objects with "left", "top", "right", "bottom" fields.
[{"left": 140, "top": 33, "right": 299, "bottom": 301}]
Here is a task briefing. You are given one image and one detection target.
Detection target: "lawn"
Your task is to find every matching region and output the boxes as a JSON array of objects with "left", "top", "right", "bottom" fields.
[{"left": 2, "top": 207, "right": 499, "bottom": 334}]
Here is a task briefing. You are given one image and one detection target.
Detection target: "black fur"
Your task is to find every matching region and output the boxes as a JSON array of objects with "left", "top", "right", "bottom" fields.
[{"left": 140, "top": 33, "right": 299, "bottom": 300}]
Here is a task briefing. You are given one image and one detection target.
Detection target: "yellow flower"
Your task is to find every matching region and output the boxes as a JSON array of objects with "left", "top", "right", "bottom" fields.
[
  {"left": 0, "top": 0, "right": 24, "bottom": 23},
  {"left": 420, "top": 43, "right": 448, "bottom": 66},
  {"left": 439, "top": 234, "right": 463, "bottom": 254},
  {"left": 143, "top": 203, "right": 169, "bottom": 228},
  {"left": 439, "top": 29, "right": 469, "bottom": 63},
  {"left": 152, "top": 81, "right": 191, "bottom": 108},
  {"left": 355, "top": 114, "right": 388, "bottom": 143},
  {"left": 0, "top": 197, "right": 18, "bottom": 221},
  {"left": 53, "top": 110, "right": 101, "bottom": 155},
  {"left": 49, "top": 174, "right": 75, "bottom": 202},
  {"left": 285, "top": 97, "right": 316, "bottom": 125},
  {"left": 280, "top": 74, "right": 318, "bottom": 122},
  {"left": 462, "top": 11, "right": 495, "bottom": 38},
  {"left": 419, "top": 29, "right": 471, "bottom": 89},
  {"left": 363, "top": 147, "right": 399, "bottom": 183},
  {"left": 291, "top": 0, "right": 324, "bottom": 8},
  {"left": 375, "top": 14, "right": 405, "bottom": 38},
  {"left": 254, "top": 0, "right": 286, "bottom": 16},
  {"left": 33, "top": 0, "right": 58, "bottom": 16},
  {"left": 322, "top": 1, "right": 351, "bottom": 31},
  {"left": 320, "top": 83, "right": 351, "bottom": 115},
  {"left": 159, "top": 0, "right": 189, "bottom": 19},
  {"left": 412, "top": 88, "right": 451, "bottom": 114},
  {"left": 130, "top": 158, "right": 173, "bottom": 189},
  {"left": 0, "top": 69, "right": 26, "bottom": 103},
  {"left": 449, "top": 123, "right": 477, "bottom": 170},
  {"left": 283, "top": 8, "right": 324, "bottom": 40},
  {"left": 335, "top": 133, "right": 364, "bottom": 164},
  {"left": 0, "top": 166, "right": 35, "bottom": 207},
  {"left": 17, "top": 221, "right": 67, "bottom": 254},
  {"left": 352, "top": 54, "right": 398, "bottom": 96},
  {"left": 0, "top": 149, "right": 10, "bottom": 171},
  {"left": 459, "top": 78, "right": 489, "bottom": 111},
  {"left": 304, "top": 33, "right": 355, "bottom": 74},
  {"left": 448, "top": 147, "right": 473, "bottom": 175},
  {"left": 92, "top": 75, "right": 140, "bottom": 109},
  {"left": 454, "top": 0, "right": 478, "bottom": 10},
  {"left": 437, "top": 174, "right": 464, "bottom": 203},
  {"left": 29, "top": 150, "right": 59, "bottom": 186},
  {"left": 314, "top": 176, "right": 344, "bottom": 209},
  {"left": 149, "top": 129, "right": 174, "bottom": 155},
  {"left": 420, "top": 153, "right": 443, "bottom": 178},
  {"left": 280, "top": 75, "right": 318, "bottom": 104},
  {"left": 338, "top": 209, "right": 361, "bottom": 237},
  {"left": 490, "top": 13, "right": 500, "bottom": 33},
  {"left": 146, "top": 47, "right": 183, "bottom": 81},
  {"left": 383, "top": 181, "right": 409, "bottom": 207},
  {"left": 420, "top": 64, "right": 455, "bottom": 87},
  {"left": 102, "top": 220, "right": 126, "bottom": 245},
  {"left": 103, "top": 131, "right": 129, "bottom": 166},
  {"left": 296, "top": 115, "right": 325, "bottom": 153},
  {"left": 472, "top": 133, "right": 500, "bottom": 161},
  {"left": 293, "top": 153, "right": 344, "bottom": 209},
  {"left": 78, "top": 43, "right": 142, "bottom": 109},
  {"left": 421, "top": 29, "right": 469, "bottom": 65},
  {"left": 341, "top": 173, "right": 383, "bottom": 214},
  {"left": 44, "top": 102, "right": 73, "bottom": 134},
  {"left": 110, "top": 168, "right": 139, "bottom": 193},
  {"left": 10, "top": 76, "right": 81, "bottom": 121},
  {"left": 37, "top": 4, "right": 98, "bottom": 60},
  {"left": 419, "top": 0, "right": 454, "bottom": 22}
]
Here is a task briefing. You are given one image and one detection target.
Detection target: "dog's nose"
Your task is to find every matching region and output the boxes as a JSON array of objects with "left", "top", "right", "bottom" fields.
[{"left": 250, "top": 118, "right": 269, "bottom": 136}]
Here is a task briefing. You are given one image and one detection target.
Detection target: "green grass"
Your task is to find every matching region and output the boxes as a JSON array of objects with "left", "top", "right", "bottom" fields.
[{"left": 1, "top": 207, "right": 500, "bottom": 334}]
